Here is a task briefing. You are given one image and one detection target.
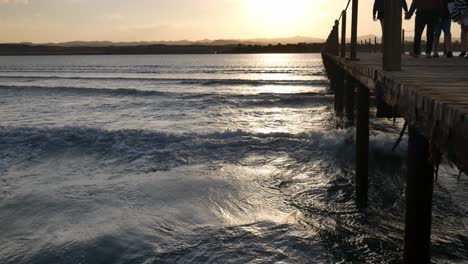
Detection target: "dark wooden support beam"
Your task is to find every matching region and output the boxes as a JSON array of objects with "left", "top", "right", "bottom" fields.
[
  {"left": 328, "top": 21, "right": 340, "bottom": 56},
  {"left": 383, "top": 0, "right": 402, "bottom": 71},
  {"left": 335, "top": 68, "right": 345, "bottom": 114},
  {"left": 404, "top": 125, "right": 434, "bottom": 264},
  {"left": 350, "top": 0, "right": 358, "bottom": 60},
  {"left": 356, "top": 83, "right": 369, "bottom": 209},
  {"left": 329, "top": 63, "right": 337, "bottom": 92},
  {"left": 341, "top": 10, "right": 347, "bottom": 58},
  {"left": 344, "top": 75, "right": 355, "bottom": 125}
]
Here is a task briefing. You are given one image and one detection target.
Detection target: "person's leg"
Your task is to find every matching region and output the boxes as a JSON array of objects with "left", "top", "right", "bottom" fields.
[
  {"left": 433, "top": 22, "right": 441, "bottom": 55},
  {"left": 463, "top": 25, "right": 468, "bottom": 57},
  {"left": 443, "top": 18, "right": 452, "bottom": 51},
  {"left": 444, "top": 33, "right": 453, "bottom": 57},
  {"left": 461, "top": 25, "right": 468, "bottom": 55},
  {"left": 425, "top": 12, "right": 437, "bottom": 56},
  {"left": 413, "top": 12, "right": 425, "bottom": 55},
  {"left": 433, "top": 37, "right": 440, "bottom": 53},
  {"left": 443, "top": 18, "right": 452, "bottom": 54}
]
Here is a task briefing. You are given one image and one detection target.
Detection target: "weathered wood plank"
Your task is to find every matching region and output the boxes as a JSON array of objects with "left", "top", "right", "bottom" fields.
[{"left": 322, "top": 52, "right": 468, "bottom": 174}]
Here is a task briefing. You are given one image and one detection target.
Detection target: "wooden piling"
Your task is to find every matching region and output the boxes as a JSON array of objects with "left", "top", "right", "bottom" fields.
[
  {"left": 329, "top": 69, "right": 336, "bottom": 92},
  {"left": 335, "top": 68, "right": 345, "bottom": 114},
  {"left": 356, "top": 83, "right": 369, "bottom": 208},
  {"left": 344, "top": 75, "right": 355, "bottom": 124},
  {"left": 350, "top": 0, "right": 358, "bottom": 60},
  {"left": 383, "top": 0, "right": 402, "bottom": 71},
  {"left": 404, "top": 125, "right": 434, "bottom": 264},
  {"left": 341, "top": 10, "right": 347, "bottom": 58}
]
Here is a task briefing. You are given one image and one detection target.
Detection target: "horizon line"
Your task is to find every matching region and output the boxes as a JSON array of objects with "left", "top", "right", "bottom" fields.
[{"left": 2, "top": 35, "right": 388, "bottom": 46}]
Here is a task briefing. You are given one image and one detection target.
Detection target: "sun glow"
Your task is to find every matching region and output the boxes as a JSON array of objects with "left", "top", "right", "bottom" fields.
[{"left": 247, "top": 0, "right": 312, "bottom": 37}]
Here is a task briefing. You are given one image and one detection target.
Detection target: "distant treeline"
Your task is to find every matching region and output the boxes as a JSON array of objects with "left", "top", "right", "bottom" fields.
[{"left": 0, "top": 43, "right": 326, "bottom": 55}]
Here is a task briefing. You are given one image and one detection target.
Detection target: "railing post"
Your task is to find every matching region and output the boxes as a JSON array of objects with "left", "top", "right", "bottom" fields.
[
  {"left": 402, "top": 29, "right": 406, "bottom": 54},
  {"left": 332, "top": 20, "right": 340, "bottom": 56},
  {"left": 350, "top": 0, "right": 358, "bottom": 60},
  {"left": 341, "top": 10, "right": 347, "bottom": 58},
  {"left": 383, "top": 0, "right": 402, "bottom": 70},
  {"left": 374, "top": 36, "right": 378, "bottom": 52}
]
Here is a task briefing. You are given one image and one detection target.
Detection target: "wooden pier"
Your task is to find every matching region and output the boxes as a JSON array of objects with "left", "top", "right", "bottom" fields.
[{"left": 321, "top": 0, "right": 468, "bottom": 263}]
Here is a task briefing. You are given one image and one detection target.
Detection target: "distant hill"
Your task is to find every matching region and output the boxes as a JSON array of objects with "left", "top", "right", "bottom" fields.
[
  {"left": 9, "top": 33, "right": 451, "bottom": 55},
  {"left": 13, "top": 34, "right": 463, "bottom": 48},
  {"left": 7, "top": 36, "right": 325, "bottom": 47},
  {"left": 0, "top": 43, "right": 326, "bottom": 56}
]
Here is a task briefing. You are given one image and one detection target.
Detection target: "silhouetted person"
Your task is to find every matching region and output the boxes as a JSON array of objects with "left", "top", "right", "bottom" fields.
[
  {"left": 373, "top": 0, "right": 409, "bottom": 41},
  {"left": 451, "top": 0, "right": 468, "bottom": 57},
  {"left": 406, "top": 0, "right": 443, "bottom": 58},
  {"left": 433, "top": 0, "right": 453, "bottom": 57}
]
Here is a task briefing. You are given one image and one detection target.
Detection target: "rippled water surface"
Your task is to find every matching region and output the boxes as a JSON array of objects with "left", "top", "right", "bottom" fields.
[{"left": 0, "top": 54, "right": 467, "bottom": 263}]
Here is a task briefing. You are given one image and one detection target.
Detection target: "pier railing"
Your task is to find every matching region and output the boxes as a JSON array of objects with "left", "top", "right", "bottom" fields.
[{"left": 323, "top": 0, "right": 403, "bottom": 70}]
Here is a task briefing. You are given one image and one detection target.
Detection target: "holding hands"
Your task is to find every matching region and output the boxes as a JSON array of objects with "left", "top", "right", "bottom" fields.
[{"left": 405, "top": 12, "right": 412, "bottom": 20}]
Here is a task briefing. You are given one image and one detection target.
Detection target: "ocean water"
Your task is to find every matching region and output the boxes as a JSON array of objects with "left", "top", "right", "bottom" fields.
[{"left": 0, "top": 54, "right": 466, "bottom": 264}]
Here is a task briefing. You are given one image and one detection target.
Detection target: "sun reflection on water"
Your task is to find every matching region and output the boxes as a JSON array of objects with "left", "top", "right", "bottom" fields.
[{"left": 220, "top": 54, "right": 331, "bottom": 134}]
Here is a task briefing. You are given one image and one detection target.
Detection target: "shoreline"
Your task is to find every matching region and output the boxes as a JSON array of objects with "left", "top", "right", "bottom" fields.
[{"left": 0, "top": 43, "right": 325, "bottom": 56}]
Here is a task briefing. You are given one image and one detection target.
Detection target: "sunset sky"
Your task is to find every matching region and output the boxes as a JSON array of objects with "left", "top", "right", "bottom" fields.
[{"left": 1, "top": 0, "right": 415, "bottom": 43}]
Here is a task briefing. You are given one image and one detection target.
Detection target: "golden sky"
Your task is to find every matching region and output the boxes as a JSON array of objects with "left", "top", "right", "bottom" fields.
[{"left": 0, "top": 0, "right": 416, "bottom": 43}]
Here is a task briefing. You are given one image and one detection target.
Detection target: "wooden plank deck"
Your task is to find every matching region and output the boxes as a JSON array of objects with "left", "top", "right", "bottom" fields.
[{"left": 325, "top": 53, "right": 468, "bottom": 173}]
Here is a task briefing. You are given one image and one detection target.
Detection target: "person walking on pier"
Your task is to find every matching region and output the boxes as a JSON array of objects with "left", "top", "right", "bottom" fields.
[
  {"left": 462, "top": 22, "right": 468, "bottom": 57},
  {"left": 373, "top": 0, "right": 409, "bottom": 41},
  {"left": 450, "top": 0, "right": 468, "bottom": 57},
  {"left": 406, "top": 0, "right": 443, "bottom": 58},
  {"left": 433, "top": 0, "right": 453, "bottom": 57}
]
